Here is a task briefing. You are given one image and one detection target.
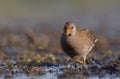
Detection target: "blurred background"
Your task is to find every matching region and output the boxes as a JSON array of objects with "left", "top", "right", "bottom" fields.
[{"left": 0, "top": 0, "right": 120, "bottom": 52}]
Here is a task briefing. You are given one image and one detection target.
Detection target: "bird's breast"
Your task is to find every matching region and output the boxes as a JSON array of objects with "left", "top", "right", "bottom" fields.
[{"left": 61, "top": 34, "right": 78, "bottom": 57}]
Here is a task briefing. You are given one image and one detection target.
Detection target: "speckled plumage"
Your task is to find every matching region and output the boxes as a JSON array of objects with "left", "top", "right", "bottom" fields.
[{"left": 60, "top": 22, "right": 97, "bottom": 65}]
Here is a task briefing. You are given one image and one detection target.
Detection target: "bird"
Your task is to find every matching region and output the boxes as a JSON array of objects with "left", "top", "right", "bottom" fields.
[{"left": 60, "top": 22, "right": 98, "bottom": 66}]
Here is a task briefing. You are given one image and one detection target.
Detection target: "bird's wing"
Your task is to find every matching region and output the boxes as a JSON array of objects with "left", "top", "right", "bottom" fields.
[{"left": 77, "top": 28, "right": 98, "bottom": 43}]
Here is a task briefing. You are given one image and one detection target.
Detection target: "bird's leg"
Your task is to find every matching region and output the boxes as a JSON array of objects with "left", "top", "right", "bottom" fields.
[
  {"left": 82, "top": 56, "right": 87, "bottom": 66},
  {"left": 74, "top": 56, "right": 87, "bottom": 66},
  {"left": 76, "top": 59, "right": 83, "bottom": 64},
  {"left": 74, "top": 56, "right": 82, "bottom": 64},
  {"left": 76, "top": 56, "right": 87, "bottom": 66}
]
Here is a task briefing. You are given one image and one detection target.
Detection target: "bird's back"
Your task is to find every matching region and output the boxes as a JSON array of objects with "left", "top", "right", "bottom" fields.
[
  {"left": 74, "top": 28, "right": 97, "bottom": 55},
  {"left": 77, "top": 28, "right": 97, "bottom": 44}
]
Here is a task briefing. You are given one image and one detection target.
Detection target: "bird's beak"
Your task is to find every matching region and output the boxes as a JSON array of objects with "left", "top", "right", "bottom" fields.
[{"left": 66, "top": 28, "right": 71, "bottom": 36}]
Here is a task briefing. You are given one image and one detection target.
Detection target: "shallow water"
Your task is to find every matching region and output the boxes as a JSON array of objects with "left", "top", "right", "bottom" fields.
[
  {"left": 0, "top": 63, "right": 119, "bottom": 79},
  {"left": 1, "top": 70, "right": 120, "bottom": 79},
  {"left": 12, "top": 73, "right": 120, "bottom": 79}
]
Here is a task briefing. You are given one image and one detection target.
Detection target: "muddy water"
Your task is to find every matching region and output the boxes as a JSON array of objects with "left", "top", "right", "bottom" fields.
[
  {"left": 12, "top": 73, "right": 120, "bottom": 79},
  {"left": 0, "top": 57, "right": 119, "bottom": 79},
  {"left": 1, "top": 66, "right": 120, "bottom": 79}
]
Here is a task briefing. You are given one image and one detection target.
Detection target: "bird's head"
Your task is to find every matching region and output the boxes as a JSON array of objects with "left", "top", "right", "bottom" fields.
[{"left": 64, "top": 22, "right": 77, "bottom": 36}]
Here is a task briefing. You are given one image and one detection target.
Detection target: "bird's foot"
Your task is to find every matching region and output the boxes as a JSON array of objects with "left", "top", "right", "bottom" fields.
[
  {"left": 76, "top": 59, "right": 82, "bottom": 64},
  {"left": 76, "top": 59, "right": 86, "bottom": 66},
  {"left": 82, "top": 61, "right": 86, "bottom": 66}
]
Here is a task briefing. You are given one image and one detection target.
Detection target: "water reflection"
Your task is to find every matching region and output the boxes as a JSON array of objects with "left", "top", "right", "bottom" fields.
[{"left": 11, "top": 72, "right": 120, "bottom": 79}]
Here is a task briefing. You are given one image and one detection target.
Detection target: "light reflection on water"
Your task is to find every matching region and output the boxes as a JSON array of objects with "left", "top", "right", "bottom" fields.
[
  {"left": 1, "top": 65, "right": 119, "bottom": 79},
  {"left": 11, "top": 72, "right": 119, "bottom": 79},
  {"left": 14, "top": 73, "right": 57, "bottom": 79},
  {"left": 0, "top": 62, "right": 119, "bottom": 79}
]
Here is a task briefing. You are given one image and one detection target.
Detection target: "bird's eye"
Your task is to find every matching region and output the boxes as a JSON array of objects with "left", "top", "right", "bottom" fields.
[{"left": 71, "top": 26, "right": 74, "bottom": 29}]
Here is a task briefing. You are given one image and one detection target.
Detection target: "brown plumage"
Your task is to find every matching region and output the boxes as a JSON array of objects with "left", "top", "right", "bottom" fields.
[{"left": 60, "top": 22, "right": 97, "bottom": 65}]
